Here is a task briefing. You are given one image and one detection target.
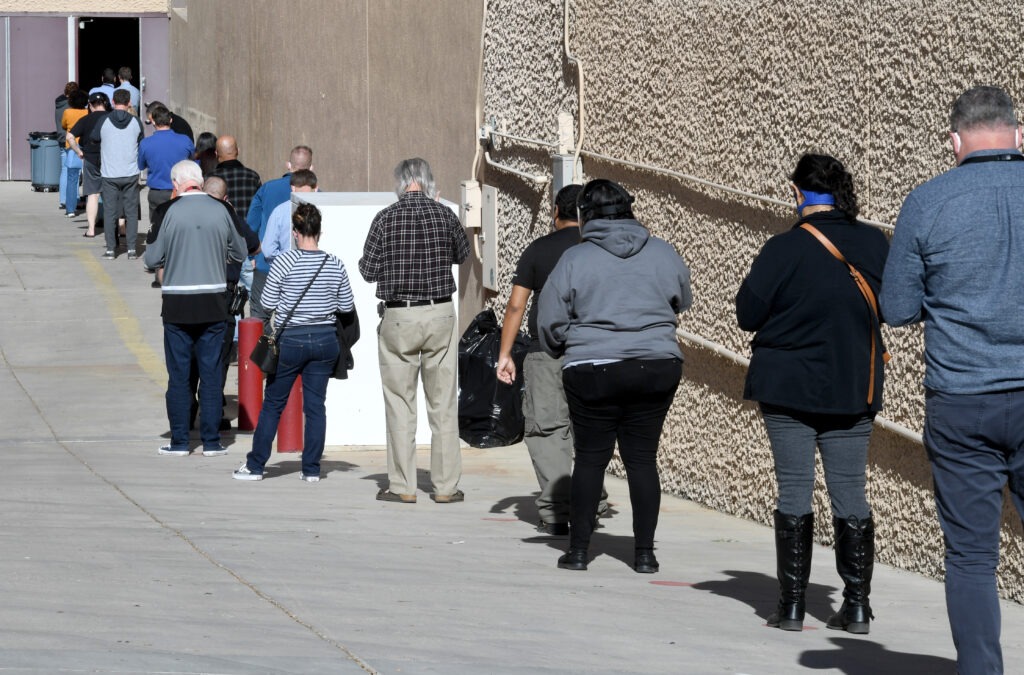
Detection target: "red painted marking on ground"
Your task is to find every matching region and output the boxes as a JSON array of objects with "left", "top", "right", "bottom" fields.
[
  {"left": 649, "top": 581, "right": 693, "bottom": 587},
  {"left": 481, "top": 517, "right": 519, "bottom": 522}
]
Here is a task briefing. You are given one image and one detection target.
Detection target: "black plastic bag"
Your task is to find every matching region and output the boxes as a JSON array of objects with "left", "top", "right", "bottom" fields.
[{"left": 458, "top": 308, "right": 529, "bottom": 448}]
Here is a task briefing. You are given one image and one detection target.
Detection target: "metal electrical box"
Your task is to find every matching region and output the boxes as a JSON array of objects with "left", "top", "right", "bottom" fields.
[{"left": 481, "top": 185, "right": 499, "bottom": 291}]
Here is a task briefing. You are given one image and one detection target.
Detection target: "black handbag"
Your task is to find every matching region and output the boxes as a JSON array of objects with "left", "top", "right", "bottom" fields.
[
  {"left": 332, "top": 308, "right": 360, "bottom": 379},
  {"left": 249, "top": 254, "right": 329, "bottom": 375}
]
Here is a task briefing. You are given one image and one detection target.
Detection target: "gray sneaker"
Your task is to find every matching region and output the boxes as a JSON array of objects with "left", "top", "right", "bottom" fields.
[
  {"left": 233, "top": 464, "right": 263, "bottom": 481},
  {"left": 102, "top": 250, "right": 115, "bottom": 259},
  {"left": 126, "top": 251, "right": 138, "bottom": 260},
  {"left": 158, "top": 445, "right": 189, "bottom": 456},
  {"left": 202, "top": 445, "right": 228, "bottom": 457}
]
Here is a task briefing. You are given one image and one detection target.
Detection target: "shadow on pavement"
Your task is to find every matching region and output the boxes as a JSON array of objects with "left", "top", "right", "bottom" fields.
[{"left": 799, "top": 637, "right": 956, "bottom": 674}]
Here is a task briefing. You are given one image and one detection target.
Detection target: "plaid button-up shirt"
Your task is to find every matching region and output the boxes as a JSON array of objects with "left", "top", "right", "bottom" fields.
[
  {"left": 359, "top": 190, "right": 470, "bottom": 300},
  {"left": 209, "top": 159, "right": 262, "bottom": 220}
]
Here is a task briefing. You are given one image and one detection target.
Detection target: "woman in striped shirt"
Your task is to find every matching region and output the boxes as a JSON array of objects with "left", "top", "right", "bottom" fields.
[{"left": 234, "top": 203, "right": 354, "bottom": 482}]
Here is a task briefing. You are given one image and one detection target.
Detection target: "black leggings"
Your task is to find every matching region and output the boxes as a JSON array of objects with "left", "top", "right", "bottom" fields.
[{"left": 563, "top": 359, "right": 682, "bottom": 550}]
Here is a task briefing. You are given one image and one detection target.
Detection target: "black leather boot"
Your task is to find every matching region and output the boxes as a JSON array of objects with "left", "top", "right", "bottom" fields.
[
  {"left": 766, "top": 510, "right": 814, "bottom": 631},
  {"left": 827, "top": 514, "right": 875, "bottom": 634},
  {"left": 557, "top": 548, "right": 588, "bottom": 571}
]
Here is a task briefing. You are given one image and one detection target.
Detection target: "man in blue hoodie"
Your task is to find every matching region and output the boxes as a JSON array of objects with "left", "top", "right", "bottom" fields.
[{"left": 92, "top": 89, "right": 144, "bottom": 259}]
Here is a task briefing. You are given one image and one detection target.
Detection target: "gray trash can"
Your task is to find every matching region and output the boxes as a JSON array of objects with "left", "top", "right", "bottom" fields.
[{"left": 28, "top": 131, "right": 62, "bottom": 192}]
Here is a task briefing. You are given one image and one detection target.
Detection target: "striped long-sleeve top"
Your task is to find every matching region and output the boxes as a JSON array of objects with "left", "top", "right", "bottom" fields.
[{"left": 263, "top": 249, "right": 354, "bottom": 331}]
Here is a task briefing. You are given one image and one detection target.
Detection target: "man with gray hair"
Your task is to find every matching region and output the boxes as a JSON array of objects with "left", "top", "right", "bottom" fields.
[
  {"left": 145, "top": 160, "right": 246, "bottom": 457},
  {"left": 881, "top": 85, "right": 1024, "bottom": 674},
  {"left": 359, "top": 158, "right": 470, "bottom": 503}
]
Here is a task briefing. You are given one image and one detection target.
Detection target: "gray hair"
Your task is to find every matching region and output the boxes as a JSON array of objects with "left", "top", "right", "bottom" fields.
[
  {"left": 170, "top": 159, "right": 203, "bottom": 186},
  {"left": 393, "top": 157, "right": 436, "bottom": 197},
  {"left": 950, "top": 86, "right": 1018, "bottom": 132}
]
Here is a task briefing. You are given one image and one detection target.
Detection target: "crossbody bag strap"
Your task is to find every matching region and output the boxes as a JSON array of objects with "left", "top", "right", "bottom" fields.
[
  {"left": 272, "top": 253, "right": 330, "bottom": 340},
  {"left": 800, "top": 223, "right": 891, "bottom": 406}
]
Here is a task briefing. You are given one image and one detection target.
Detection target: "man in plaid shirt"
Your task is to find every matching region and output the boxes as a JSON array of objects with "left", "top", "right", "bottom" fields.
[
  {"left": 360, "top": 158, "right": 470, "bottom": 504},
  {"left": 209, "top": 135, "right": 262, "bottom": 220}
]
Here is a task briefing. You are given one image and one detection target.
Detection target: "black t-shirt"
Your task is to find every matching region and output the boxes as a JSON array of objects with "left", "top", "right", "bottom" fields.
[
  {"left": 169, "top": 116, "right": 194, "bottom": 144},
  {"left": 69, "top": 111, "right": 107, "bottom": 166},
  {"left": 510, "top": 225, "right": 580, "bottom": 352}
]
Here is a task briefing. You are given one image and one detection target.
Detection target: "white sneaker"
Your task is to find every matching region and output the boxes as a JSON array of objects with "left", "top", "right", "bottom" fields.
[
  {"left": 158, "top": 445, "right": 189, "bottom": 456},
  {"left": 202, "top": 445, "right": 228, "bottom": 457},
  {"left": 233, "top": 464, "right": 263, "bottom": 481},
  {"left": 300, "top": 474, "right": 320, "bottom": 483}
]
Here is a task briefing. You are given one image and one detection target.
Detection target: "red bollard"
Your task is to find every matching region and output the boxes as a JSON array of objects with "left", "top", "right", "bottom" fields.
[
  {"left": 237, "top": 318, "right": 264, "bottom": 431},
  {"left": 277, "top": 376, "right": 303, "bottom": 453}
]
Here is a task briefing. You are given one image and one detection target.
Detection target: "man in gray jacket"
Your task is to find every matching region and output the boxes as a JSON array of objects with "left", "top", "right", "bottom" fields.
[
  {"left": 92, "top": 88, "right": 143, "bottom": 259},
  {"left": 144, "top": 161, "right": 246, "bottom": 457}
]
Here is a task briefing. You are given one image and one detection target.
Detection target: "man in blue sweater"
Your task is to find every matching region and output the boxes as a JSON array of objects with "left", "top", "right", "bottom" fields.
[
  {"left": 881, "top": 85, "right": 1024, "bottom": 675},
  {"left": 137, "top": 105, "right": 194, "bottom": 225}
]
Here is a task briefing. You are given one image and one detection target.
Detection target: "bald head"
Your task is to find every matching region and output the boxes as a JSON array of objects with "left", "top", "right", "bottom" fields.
[
  {"left": 215, "top": 135, "right": 239, "bottom": 161},
  {"left": 288, "top": 145, "right": 313, "bottom": 171},
  {"left": 204, "top": 175, "right": 228, "bottom": 200}
]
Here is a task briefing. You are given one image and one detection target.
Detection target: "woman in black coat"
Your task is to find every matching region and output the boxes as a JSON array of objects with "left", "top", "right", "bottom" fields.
[{"left": 736, "top": 153, "right": 889, "bottom": 634}]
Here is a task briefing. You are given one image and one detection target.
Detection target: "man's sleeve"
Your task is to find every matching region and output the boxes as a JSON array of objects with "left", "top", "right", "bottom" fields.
[
  {"left": 359, "top": 215, "right": 385, "bottom": 282},
  {"left": 246, "top": 184, "right": 265, "bottom": 233},
  {"left": 137, "top": 140, "right": 148, "bottom": 173},
  {"left": 88, "top": 117, "right": 104, "bottom": 144},
  {"left": 143, "top": 219, "right": 167, "bottom": 269},
  {"left": 451, "top": 212, "right": 470, "bottom": 264},
  {"left": 261, "top": 209, "right": 286, "bottom": 262},
  {"left": 226, "top": 213, "right": 247, "bottom": 264},
  {"left": 234, "top": 213, "right": 261, "bottom": 255},
  {"left": 879, "top": 193, "right": 926, "bottom": 327}
]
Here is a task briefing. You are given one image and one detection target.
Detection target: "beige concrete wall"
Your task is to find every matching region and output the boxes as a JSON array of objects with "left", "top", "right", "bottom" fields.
[
  {"left": 0, "top": 1, "right": 167, "bottom": 12},
  {"left": 481, "top": 0, "right": 1024, "bottom": 600},
  {"left": 170, "top": 0, "right": 485, "bottom": 326}
]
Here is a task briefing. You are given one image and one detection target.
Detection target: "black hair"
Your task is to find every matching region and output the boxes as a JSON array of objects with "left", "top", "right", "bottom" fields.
[
  {"left": 194, "top": 132, "right": 217, "bottom": 155},
  {"left": 576, "top": 179, "right": 635, "bottom": 225},
  {"left": 101, "top": 68, "right": 116, "bottom": 85},
  {"left": 150, "top": 107, "right": 171, "bottom": 127},
  {"left": 69, "top": 90, "right": 89, "bottom": 109},
  {"left": 790, "top": 153, "right": 859, "bottom": 219},
  {"left": 554, "top": 183, "right": 583, "bottom": 221},
  {"left": 292, "top": 203, "right": 322, "bottom": 238}
]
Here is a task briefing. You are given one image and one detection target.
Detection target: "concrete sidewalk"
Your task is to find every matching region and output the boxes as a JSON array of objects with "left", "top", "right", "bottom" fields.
[{"left": 0, "top": 181, "right": 1020, "bottom": 674}]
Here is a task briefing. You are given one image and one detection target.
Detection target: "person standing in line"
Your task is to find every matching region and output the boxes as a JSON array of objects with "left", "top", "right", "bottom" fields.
[
  {"left": 91, "top": 89, "right": 143, "bottom": 259},
  {"left": 60, "top": 91, "right": 89, "bottom": 218},
  {"left": 114, "top": 66, "right": 140, "bottom": 113},
  {"left": 881, "top": 85, "right": 1024, "bottom": 675},
  {"left": 55, "top": 81, "right": 78, "bottom": 211},
  {"left": 497, "top": 183, "right": 608, "bottom": 536},
  {"left": 246, "top": 145, "right": 314, "bottom": 322},
  {"left": 137, "top": 105, "right": 195, "bottom": 225},
  {"left": 359, "top": 158, "right": 470, "bottom": 504},
  {"left": 737, "top": 153, "right": 889, "bottom": 633},
  {"left": 233, "top": 203, "right": 354, "bottom": 482},
  {"left": 260, "top": 169, "right": 319, "bottom": 266},
  {"left": 209, "top": 135, "right": 262, "bottom": 221},
  {"left": 538, "top": 179, "right": 691, "bottom": 573},
  {"left": 67, "top": 92, "right": 110, "bottom": 238},
  {"left": 88, "top": 68, "right": 116, "bottom": 101},
  {"left": 144, "top": 160, "right": 246, "bottom": 457}
]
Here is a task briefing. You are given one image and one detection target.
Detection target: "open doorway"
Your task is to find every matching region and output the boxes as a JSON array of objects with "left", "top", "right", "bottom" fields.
[{"left": 76, "top": 17, "right": 139, "bottom": 91}]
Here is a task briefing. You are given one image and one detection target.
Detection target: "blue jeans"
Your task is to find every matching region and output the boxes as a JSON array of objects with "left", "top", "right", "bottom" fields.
[
  {"left": 925, "top": 388, "right": 1024, "bottom": 675},
  {"left": 246, "top": 326, "right": 339, "bottom": 477},
  {"left": 164, "top": 321, "right": 226, "bottom": 451},
  {"left": 58, "top": 148, "right": 69, "bottom": 207},
  {"left": 759, "top": 403, "right": 874, "bottom": 519},
  {"left": 63, "top": 150, "right": 82, "bottom": 215}
]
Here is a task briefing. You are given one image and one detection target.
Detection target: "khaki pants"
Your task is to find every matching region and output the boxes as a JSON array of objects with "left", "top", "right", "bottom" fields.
[{"left": 377, "top": 302, "right": 461, "bottom": 496}]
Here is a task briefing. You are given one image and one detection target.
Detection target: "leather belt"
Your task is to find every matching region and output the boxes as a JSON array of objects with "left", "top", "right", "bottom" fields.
[{"left": 384, "top": 297, "right": 452, "bottom": 308}]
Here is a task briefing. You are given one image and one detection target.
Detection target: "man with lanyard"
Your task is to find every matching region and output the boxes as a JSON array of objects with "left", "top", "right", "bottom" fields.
[{"left": 881, "top": 85, "right": 1024, "bottom": 675}]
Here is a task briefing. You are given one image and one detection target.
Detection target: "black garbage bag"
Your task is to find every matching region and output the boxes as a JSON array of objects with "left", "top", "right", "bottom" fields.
[{"left": 458, "top": 308, "right": 529, "bottom": 448}]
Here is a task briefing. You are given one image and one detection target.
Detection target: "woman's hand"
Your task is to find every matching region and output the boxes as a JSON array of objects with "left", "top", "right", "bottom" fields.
[{"left": 496, "top": 354, "right": 516, "bottom": 385}]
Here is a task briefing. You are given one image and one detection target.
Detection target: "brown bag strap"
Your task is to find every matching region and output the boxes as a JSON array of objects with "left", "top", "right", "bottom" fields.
[{"left": 800, "top": 223, "right": 891, "bottom": 405}]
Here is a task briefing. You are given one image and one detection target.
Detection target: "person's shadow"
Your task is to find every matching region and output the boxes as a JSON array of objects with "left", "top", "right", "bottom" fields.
[
  {"left": 689, "top": 569, "right": 836, "bottom": 626},
  {"left": 265, "top": 458, "right": 359, "bottom": 479},
  {"left": 490, "top": 492, "right": 633, "bottom": 569},
  {"left": 362, "top": 468, "right": 436, "bottom": 494},
  {"left": 799, "top": 637, "right": 956, "bottom": 674}
]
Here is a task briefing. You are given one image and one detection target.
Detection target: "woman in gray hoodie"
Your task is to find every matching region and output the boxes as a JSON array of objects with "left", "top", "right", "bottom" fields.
[{"left": 538, "top": 179, "right": 692, "bottom": 574}]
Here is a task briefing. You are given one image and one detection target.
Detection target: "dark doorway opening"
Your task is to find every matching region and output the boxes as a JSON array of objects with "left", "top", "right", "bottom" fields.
[{"left": 76, "top": 17, "right": 140, "bottom": 92}]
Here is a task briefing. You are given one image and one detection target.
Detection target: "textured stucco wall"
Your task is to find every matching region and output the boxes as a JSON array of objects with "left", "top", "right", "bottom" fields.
[
  {"left": 481, "top": 0, "right": 1024, "bottom": 600},
  {"left": 0, "top": 1, "right": 167, "bottom": 12}
]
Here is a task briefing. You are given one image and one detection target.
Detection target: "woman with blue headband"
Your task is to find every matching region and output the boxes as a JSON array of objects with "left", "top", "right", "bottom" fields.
[{"left": 736, "top": 153, "right": 890, "bottom": 634}]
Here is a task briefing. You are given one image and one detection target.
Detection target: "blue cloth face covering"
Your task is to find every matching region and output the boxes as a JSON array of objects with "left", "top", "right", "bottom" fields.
[{"left": 797, "top": 189, "right": 835, "bottom": 216}]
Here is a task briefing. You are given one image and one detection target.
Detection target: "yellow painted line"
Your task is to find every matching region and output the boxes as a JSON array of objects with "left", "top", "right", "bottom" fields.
[{"left": 75, "top": 249, "right": 166, "bottom": 386}]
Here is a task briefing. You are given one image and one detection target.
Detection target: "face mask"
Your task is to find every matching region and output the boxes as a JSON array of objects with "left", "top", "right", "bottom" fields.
[{"left": 795, "top": 189, "right": 835, "bottom": 216}]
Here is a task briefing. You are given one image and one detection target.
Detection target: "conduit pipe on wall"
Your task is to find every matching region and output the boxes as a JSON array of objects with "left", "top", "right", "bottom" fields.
[
  {"left": 470, "top": 0, "right": 489, "bottom": 179},
  {"left": 485, "top": 151, "right": 548, "bottom": 184},
  {"left": 676, "top": 328, "right": 923, "bottom": 445},
  {"left": 564, "top": 0, "right": 585, "bottom": 182}
]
